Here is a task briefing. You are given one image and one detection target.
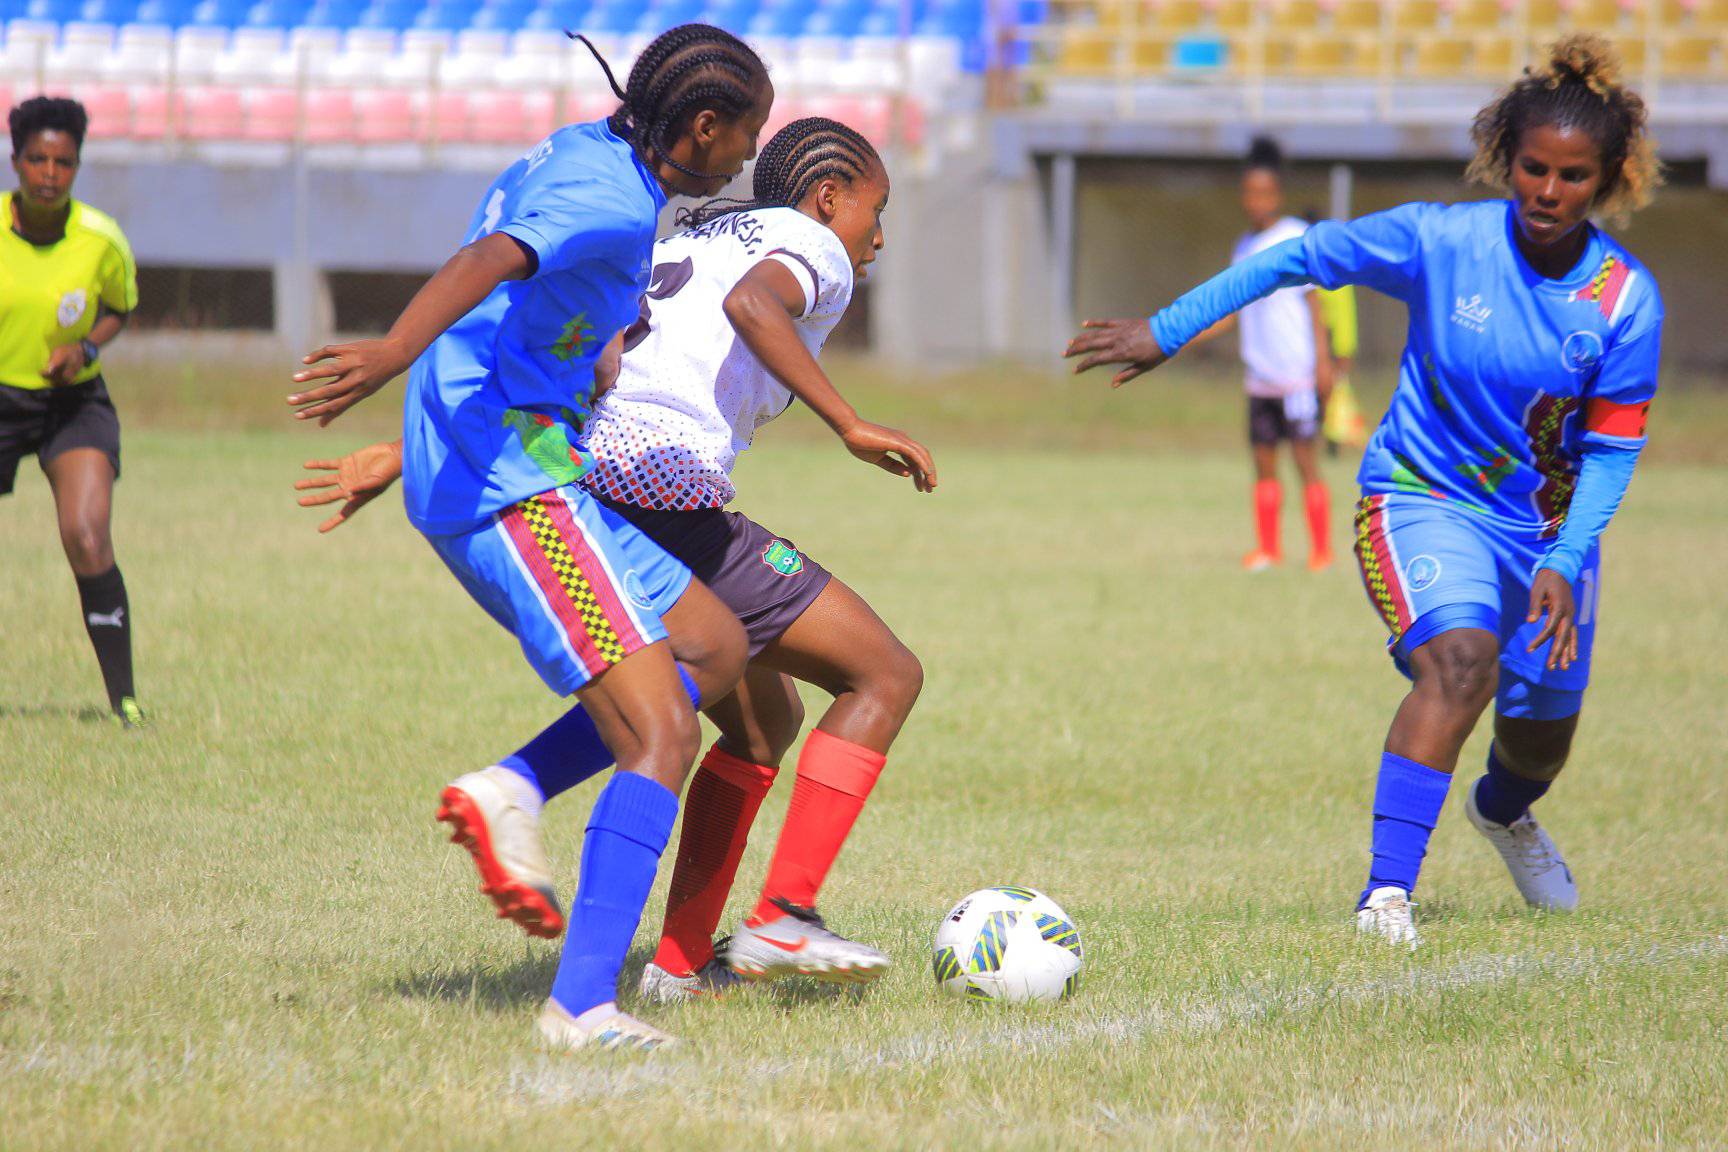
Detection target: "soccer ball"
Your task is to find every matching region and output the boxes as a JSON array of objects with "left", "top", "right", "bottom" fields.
[{"left": 932, "top": 886, "right": 1083, "bottom": 1003}]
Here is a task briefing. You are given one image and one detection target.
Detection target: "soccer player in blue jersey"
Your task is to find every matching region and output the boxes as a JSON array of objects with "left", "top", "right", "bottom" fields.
[
  {"left": 1066, "top": 35, "right": 1663, "bottom": 947},
  {"left": 285, "top": 25, "right": 774, "bottom": 1050}
]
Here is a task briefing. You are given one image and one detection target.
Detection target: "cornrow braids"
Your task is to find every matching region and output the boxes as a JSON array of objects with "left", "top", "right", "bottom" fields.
[
  {"left": 9, "top": 95, "right": 88, "bottom": 154},
  {"left": 676, "top": 116, "right": 880, "bottom": 228},
  {"left": 1466, "top": 33, "right": 1662, "bottom": 225},
  {"left": 571, "top": 24, "right": 767, "bottom": 183}
]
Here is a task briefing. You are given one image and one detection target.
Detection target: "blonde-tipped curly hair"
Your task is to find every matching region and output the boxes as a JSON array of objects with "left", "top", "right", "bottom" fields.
[{"left": 1466, "top": 33, "right": 1662, "bottom": 225}]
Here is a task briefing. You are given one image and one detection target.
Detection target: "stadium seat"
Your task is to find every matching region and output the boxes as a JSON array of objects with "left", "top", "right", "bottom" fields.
[
  {"left": 1330, "top": 0, "right": 1382, "bottom": 32},
  {"left": 437, "top": 27, "right": 507, "bottom": 88},
  {"left": 353, "top": 85, "right": 416, "bottom": 140},
  {"left": 301, "top": 84, "right": 353, "bottom": 140},
  {"left": 176, "top": 84, "right": 245, "bottom": 137},
  {"left": 130, "top": 83, "right": 169, "bottom": 135},
  {"left": 102, "top": 22, "right": 172, "bottom": 81},
  {"left": 1267, "top": 0, "right": 1321, "bottom": 31},
  {"left": 1471, "top": 31, "right": 1515, "bottom": 75},
  {"left": 172, "top": 25, "right": 232, "bottom": 83},
  {"left": 412, "top": 2, "right": 471, "bottom": 32},
  {"left": 242, "top": 84, "right": 298, "bottom": 138},
  {"left": 1149, "top": 0, "right": 1204, "bottom": 32},
  {"left": 1411, "top": 35, "right": 1467, "bottom": 75},
  {"left": 1446, "top": 0, "right": 1506, "bottom": 32},
  {"left": 188, "top": 0, "right": 254, "bottom": 26},
  {"left": 80, "top": 0, "right": 139, "bottom": 20},
  {"left": 424, "top": 87, "right": 467, "bottom": 140},
  {"left": 24, "top": 0, "right": 83, "bottom": 20},
  {"left": 383, "top": 27, "right": 451, "bottom": 84},
  {"left": 71, "top": 81, "right": 131, "bottom": 136},
  {"left": 1171, "top": 32, "right": 1226, "bottom": 69},
  {"left": 468, "top": 87, "right": 555, "bottom": 142},
  {"left": 213, "top": 26, "right": 294, "bottom": 83},
  {"left": 1660, "top": 31, "right": 1724, "bottom": 76},
  {"left": 132, "top": 0, "right": 197, "bottom": 25},
  {"left": 1390, "top": 0, "right": 1438, "bottom": 31},
  {"left": 323, "top": 26, "right": 396, "bottom": 84}
]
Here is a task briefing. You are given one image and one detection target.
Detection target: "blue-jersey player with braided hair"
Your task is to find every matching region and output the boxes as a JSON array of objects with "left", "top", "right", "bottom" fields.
[{"left": 1067, "top": 34, "right": 1664, "bottom": 947}]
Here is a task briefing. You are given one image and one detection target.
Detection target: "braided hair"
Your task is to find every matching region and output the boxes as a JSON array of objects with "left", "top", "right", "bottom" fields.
[
  {"left": 9, "top": 96, "right": 87, "bottom": 155},
  {"left": 570, "top": 24, "right": 767, "bottom": 183},
  {"left": 676, "top": 116, "right": 881, "bottom": 228},
  {"left": 1466, "top": 33, "right": 1661, "bottom": 224}
]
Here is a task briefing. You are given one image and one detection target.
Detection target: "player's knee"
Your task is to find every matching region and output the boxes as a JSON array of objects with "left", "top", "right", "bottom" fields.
[
  {"left": 632, "top": 699, "right": 702, "bottom": 783},
  {"left": 60, "top": 521, "right": 111, "bottom": 575},
  {"left": 1423, "top": 634, "right": 1499, "bottom": 715},
  {"left": 869, "top": 640, "right": 924, "bottom": 722},
  {"left": 761, "top": 693, "right": 806, "bottom": 764},
  {"left": 1494, "top": 731, "right": 1574, "bottom": 782}
]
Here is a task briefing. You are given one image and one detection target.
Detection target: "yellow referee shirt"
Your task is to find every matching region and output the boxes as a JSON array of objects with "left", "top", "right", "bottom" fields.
[{"left": 0, "top": 193, "right": 138, "bottom": 391}]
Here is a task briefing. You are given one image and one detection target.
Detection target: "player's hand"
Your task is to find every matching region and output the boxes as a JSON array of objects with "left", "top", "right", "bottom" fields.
[
  {"left": 1063, "top": 318, "right": 1167, "bottom": 388},
  {"left": 295, "top": 440, "right": 403, "bottom": 532},
  {"left": 288, "top": 338, "right": 411, "bottom": 426},
  {"left": 42, "top": 343, "right": 86, "bottom": 386},
  {"left": 840, "top": 421, "right": 937, "bottom": 493},
  {"left": 1526, "top": 568, "right": 1578, "bottom": 671}
]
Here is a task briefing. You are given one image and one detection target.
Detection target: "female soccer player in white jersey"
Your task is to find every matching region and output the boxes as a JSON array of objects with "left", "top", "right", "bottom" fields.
[
  {"left": 298, "top": 118, "right": 934, "bottom": 995},
  {"left": 1067, "top": 35, "right": 1663, "bottom": 947},
  {"left": 286, "top": 24, "right": 775, "bottom": 1052}
]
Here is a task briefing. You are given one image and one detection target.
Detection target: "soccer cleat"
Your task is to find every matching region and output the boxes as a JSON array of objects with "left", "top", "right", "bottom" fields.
[
  {"left": 537, "top": 999, "right": 676, "bottom": 1053},
  {"left": 724, "top": 899, "right": 891, "bottom": 984},
  {"left": 1242, "top": 550, "right": 1282, "bottom": 572},
  {"left": 1308, "top": 551, "right": 1335, "bottom": 572},
  {"left": 1356, "top": 886, "right": 1419, "bottom": 949},
  {"left": 1465, "top": 780, "right": 1578, "bottom": 911},
  {"left": 114, "top": 697, "right": 149, "bottom": 729},
  {"left": 436, "top": 767, "right": 564, "bottom": 939},
  {"left": 638, "top": 951, "right": 744, "bottom": 1004}
]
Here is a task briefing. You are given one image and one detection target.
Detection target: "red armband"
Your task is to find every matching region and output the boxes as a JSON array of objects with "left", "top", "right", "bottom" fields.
[{"left": 1585, "top": 397, "right": 1650, "bottom": 439}]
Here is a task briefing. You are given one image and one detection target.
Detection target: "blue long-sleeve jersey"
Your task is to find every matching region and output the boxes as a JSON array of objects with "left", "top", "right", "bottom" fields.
[{"left": 1151, "top": 200, "right": 1662, "bottom": 584}]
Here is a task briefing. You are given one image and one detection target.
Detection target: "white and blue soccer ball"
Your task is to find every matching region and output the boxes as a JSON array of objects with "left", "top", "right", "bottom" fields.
[{"left": 932, "top": 886, "right": 1083, "bottom": 1004}]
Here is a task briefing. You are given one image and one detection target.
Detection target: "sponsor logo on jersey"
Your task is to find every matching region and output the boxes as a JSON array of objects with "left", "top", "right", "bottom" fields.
[
  {"left": 1561, "top": 330, "right": 1604, "bottom": 375},
  {"left": 1404, "top": 554, "right": 1442, "bottom": 592},
  {"left": 57, "top": 289, "right": 87, "bottom": 328},
  {"left": 521, "top": 137, "right": 553, "bottom": 175},
  {"left": 551, "top": 313, "right": 596, "bottom": 362},
  {"left": 1450, "top": 294, "right": 1492, "bottom": 333},
  {"left": 761, "top": 539, "right": 804, "bottom": 577}
]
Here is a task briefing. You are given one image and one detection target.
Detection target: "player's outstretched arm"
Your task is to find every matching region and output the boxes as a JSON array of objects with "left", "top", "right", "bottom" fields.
[
  {"left": 723, "top": 260, "right": 936, "bottom": 493},
  {"left": 295, "top": 438, "right": 404, "bottom": 533},
  {"left": 287, "top": 232, "right": 533, "bottom": 426}
]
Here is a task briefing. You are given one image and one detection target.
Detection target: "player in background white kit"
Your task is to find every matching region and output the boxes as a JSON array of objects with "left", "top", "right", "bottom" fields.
[
  {"left": 296, "top": 119, "right": 936, "bottom": 999},
  {"left": 1193, "top": 138, "right": 1336, "bottom": 571}
]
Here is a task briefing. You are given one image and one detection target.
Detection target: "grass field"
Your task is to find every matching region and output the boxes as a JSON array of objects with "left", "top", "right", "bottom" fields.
[{"left": 3, "top": 357, "right": 1726, "bottom": 1150}]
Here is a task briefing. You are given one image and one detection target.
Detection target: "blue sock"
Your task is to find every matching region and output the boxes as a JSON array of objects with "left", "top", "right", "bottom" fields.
[
  {"left": 1360, "top": 752, "right": 1453, "bottom": 907},
  {"left": 549, "top": 772, "right": 680, "bottom": 1017},
  {"left": 1472, "top": 747, "right": 1551, "bottom": 827},
  {"left": 501, "top": 667, "right": 701, "bottom": 803}
]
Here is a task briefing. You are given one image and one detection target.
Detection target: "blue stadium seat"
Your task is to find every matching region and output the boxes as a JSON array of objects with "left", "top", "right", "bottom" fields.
[
  {"left": 355, "top": 0, "right": 420, "bottom": 30},
  {"left": 188, "top": 0, "right": 255, "bottom": 25},
  {"left": 244, "top": 0, "right": 310, "bottom": 28},
  {"left": 748, "top": 0, "right": 811, "bottom": 37},
  {"left": 132, "top": 0, "right": 194, "bottom": 24},
  {"left": 645, "top": 0, "right": 703, "bottom": 31},
  {"left": 584, "top": 0, "right": 639, "bottom": 33},
  {"left": 300, "top": 0, "right": 363, "bottom": 27},
  {"left": 24, "top": 0, "right": 84, "bottom": 21},
  {"left": 412, "top": 1, "right": 470, "bottom": 30},
  {"left": 80, "top": 0, "right": 139, "bottom": 22},
  {"left": 1171, "top": 34, "right": 1226, "bottom": 71},
  {"left": 701, "top": 0, "right": 757, "bottom": 33}
]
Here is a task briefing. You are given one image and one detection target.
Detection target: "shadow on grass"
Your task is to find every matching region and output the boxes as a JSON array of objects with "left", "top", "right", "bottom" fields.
[{"left": 0, "top": 702, "right": 110, "bottom": 723}]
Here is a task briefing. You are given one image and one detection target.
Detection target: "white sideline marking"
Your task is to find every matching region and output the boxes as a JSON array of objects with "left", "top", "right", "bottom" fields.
[{"left": 508, "top": 934, "right": 1728, "bottom": 1102}]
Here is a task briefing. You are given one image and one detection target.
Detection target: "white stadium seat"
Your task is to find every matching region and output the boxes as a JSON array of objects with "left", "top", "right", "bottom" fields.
[
  {"left": 213, "top": 28, "right": 295, "bottom": 86},
  {"left": 323, "top": 28, "right": 396, "bottom": 88},
  {"left": 101, "top": 24, "right": 173, "bottom": 85},
  {"left": 172, "top": 26, "right": 231, "bottom": 86}
]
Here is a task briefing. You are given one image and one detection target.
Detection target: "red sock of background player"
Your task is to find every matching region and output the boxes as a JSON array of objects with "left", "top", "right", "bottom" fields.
[
  {"left": 749, "top": 729, "right": 886, "bottom": 925},
  {"left": 652, "top": 747, "right": 778, "bottom": 977},
  {"left": 1304, "top": 481, "right": 1331, "bottom": 559},
  {"left": 1253, "top": 479, "right": 1282, "bottom": 558}
]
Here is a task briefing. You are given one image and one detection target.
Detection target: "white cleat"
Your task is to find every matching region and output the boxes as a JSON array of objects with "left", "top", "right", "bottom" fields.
[
  {"left": 537, "top": 999, "right": 677, "bottom": 1053},
  {"left": 436, "top": 767, "right": 564, "bottom": 939},
  {"left": 638, "top": 954, "right": 744, "bottom": 1004},
  {"left": 1356, "top": 886, "right": 1420, "bottom": 949},
  {"left": 1465, "top": 780, "right": 1579, "bottom": 911},
  {"left": 724, "top": 899, "right": 892, "bottom": 984}
]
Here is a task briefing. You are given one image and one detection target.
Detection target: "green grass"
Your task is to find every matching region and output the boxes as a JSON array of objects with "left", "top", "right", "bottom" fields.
[{"left": 2, "top": 360, "right": 1726, "bottom": 1149}]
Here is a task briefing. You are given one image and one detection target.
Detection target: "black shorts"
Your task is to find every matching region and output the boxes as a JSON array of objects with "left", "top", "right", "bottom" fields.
[
  {"left": 598, "top": 496, "right": 833, "bottom": 657},
  {"left": 0, "top": 378, "right": 121, "bottom": 496},
  {"left": 1248, "top": 391, "right": 1321, "bottom": 446}
]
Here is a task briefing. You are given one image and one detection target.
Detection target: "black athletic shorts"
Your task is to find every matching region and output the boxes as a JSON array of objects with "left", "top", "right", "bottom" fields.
[
  {"left": 597, "top": 496, "right": 833, "bottom": 657},
  {"left": 0, "top": 378, "right": 121, "bottom": 496},
  {"left": 1247, "top": 390, "right": 1321, "bottom": 446}
]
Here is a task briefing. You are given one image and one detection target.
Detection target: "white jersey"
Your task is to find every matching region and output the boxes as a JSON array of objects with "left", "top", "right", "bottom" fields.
[
  {"left": 1232, "top": 215, "right": 1316, "bottom": 398},
  {"left": 581, "top": 206, "right": 855, "bottom": 510}
]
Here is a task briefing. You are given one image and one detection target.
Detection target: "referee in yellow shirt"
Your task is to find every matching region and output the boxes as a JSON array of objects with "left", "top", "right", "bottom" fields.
[{"left": 0, "top": 97, "right": 143, "bottom": 726}]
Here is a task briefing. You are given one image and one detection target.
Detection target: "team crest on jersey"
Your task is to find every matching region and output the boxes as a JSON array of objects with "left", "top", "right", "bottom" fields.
[
  {"left": 761, "top": 539, "right": 804, "bottom": 577},
  {"left": 1404, "top": 554, "right": 1442, "bottom": 592},
  {"left": 1561, "top": 330, "right": 1604, "bottom": 375},
  {"left": 551, "top": 313, "right": 596, "bottom": 362},
  {"left": 57, "top": 289, "right": 87, "bottom": 328},
  {"left": 1450, "top": 294, "right": 1492, "bottom": 333}
]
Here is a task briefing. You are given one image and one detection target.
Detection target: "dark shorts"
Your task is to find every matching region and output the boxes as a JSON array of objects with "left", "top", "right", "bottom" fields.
[
  {"left": 1248, "top": 391, "right": 1321, "bottom": 446},
  {"left": 598, "top": 496, "right": 833, "bottom": 657},
  {"left": 0, "top": 378, "right": 121, "bottom": 496}
]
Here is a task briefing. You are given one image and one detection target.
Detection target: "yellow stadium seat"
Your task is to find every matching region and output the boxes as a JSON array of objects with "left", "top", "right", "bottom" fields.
[
  {"left": 1268, "top": 0, "right": 1323, "bottom": 30},
  {"left": 1131, "top": 31, "right": 1177, "bottom": 69},
  {"left": 1449, "top": 0, "right": 1508, "bottom": 32},
  {"left": 1564, "top": 0, "right": 1629, "bottom": 30},
  {"left": 1526, "top": 0, "right": 1564, "bottom": 29},
  {"left": 1412, "top": 36, "right": 1469, "bottom": 73},
  {"left": 1058, "top": 29, "right": 1117, "bottom": 73},
  {"left": 1613, "top": 34, "right": 1648, "bottom": 73},
  {"left": 1698, "top": 0, "right": 1728, "bottom": 27},
  {"left": 1659, "top": 31, "right": 1723, "bottom": 75},
  {"left": 1287, "top": 32, "right": 1350, "bottom": 71},
  {"left": 1150, "top": 0, "right": 1207, "bottom": 29},
  {"left": 1392, "top": 0, "right": 1441, "bottom": 32},
  {"left": 1472, "top": 33, "right": 1519, "bottom": 75},
  {"left": 1331, "top": 0, "right": 1385, "bottom": 32},
  {"left": 1211, "top": 0, "right": 1256, "bottom": 31}
]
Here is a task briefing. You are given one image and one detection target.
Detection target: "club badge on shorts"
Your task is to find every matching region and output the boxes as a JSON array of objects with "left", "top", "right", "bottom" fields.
[{"left": 762, "top": 539, "right": 804, "bottom": 577}]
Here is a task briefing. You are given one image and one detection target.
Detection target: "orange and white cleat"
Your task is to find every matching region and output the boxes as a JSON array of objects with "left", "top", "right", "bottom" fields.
[
  {"left": 724, "top": 899, "right": 890, "bottom": 984},
  {"left": 436, "top": 767, "right": 564, "bottom": 939},
  {"left": 1242, "top": 550, "right": 1283, "bottom": 572}
]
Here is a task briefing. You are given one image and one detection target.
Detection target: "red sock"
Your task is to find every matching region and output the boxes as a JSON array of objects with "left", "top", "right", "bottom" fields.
[
  {"left": 651, "top": 746, "right": 777, "bottom": 976},
  {"left": 1304, "top": 481, "right": 1331, "bottom": 558},
  {"left": 749, "top": 729, "right": 886, "bottom": 925},
  {"left": 1253, "top": 479, "right": 1283, "bottom": 558}
]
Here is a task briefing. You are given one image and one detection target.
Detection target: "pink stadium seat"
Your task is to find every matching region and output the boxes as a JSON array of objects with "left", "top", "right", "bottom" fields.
[
  {"left": 354, "top": 88, "right": 417, "bottom": 144},
  {"left": 302, "top": 88, "right": 356, "bottom": 144},
  {"left": 467, "top": 90, "right": 555, "bottom": 144},
  {"left": 72, "top": 84, "right": 131, "bottom": 140},
  {"left": 130, "top": 87, "right": 169, "bottom": 140},
  {"left": 426, "top": 91, "right": 470, "bottom": 144},
  {"left": 243, "top": 87, "right": 299, "bottom": 142},
  {"left": 520, "top": 91, "right": 556, "bottom": 141},
  {"left": 177, "top": 87, "right": 246, "bottom": 141}
]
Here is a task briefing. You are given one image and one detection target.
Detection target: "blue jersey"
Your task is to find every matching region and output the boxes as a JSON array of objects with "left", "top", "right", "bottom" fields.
[
  {"left": 1301, "top": 200, "right": 1662, "bottom": 535},
  {"left": 403, "top": 121, "right": 666, "bottom": 534}
]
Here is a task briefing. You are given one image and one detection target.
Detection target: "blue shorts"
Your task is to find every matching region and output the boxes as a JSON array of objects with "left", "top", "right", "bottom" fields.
[
  {"left": 424, "top": 485, "right": 693, "bottom": 696},
  {"left": 1353, "top": 493, "right": 1598, "bottom": 721}
]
